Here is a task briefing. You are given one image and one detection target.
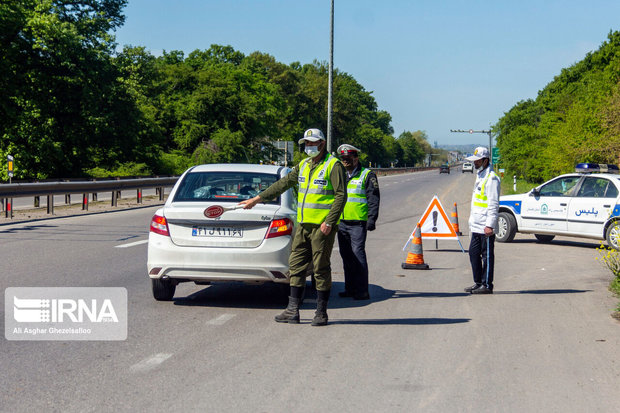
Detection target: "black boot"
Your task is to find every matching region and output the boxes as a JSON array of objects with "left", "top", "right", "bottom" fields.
[
  {"left": 312, "top": 290, "right": 330, "bottom": 326},
  {"left": 275, "top": 286, "right": 304, "bottom": 324}
]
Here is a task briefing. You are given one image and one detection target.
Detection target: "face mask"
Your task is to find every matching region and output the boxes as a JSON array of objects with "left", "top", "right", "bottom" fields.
[
  {"left": 476, "top": 164, "right": 485, "bottom": 172},
  {"left": 305, "top": 145, "right": 319, "bottom": 157}
]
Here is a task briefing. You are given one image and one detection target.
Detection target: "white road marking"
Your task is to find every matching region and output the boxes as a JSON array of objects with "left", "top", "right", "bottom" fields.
[
  {"left": 130, "top": 353, "right": 172, "bottom": 372},
  {"left": 206, "top": 313, "right": 237, "bottom": 325},
  {"left": 115, "top": 239, "right": 148, "bottom": 248}
]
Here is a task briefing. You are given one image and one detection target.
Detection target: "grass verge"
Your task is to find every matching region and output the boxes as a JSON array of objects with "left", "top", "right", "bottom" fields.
[{"left": 500, "top": 176, "right": 537, "bottom": 195}]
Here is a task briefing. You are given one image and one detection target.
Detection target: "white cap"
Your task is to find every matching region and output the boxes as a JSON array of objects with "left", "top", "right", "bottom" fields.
[
  {"left": 298, "top": 128, "right": 325, "bottom": 144},
  {"left": 337, "top": 144, "right": 361, "bottom": 156},
  {"left": 466, "top": 146, "right": 490, "bottom": 161}
]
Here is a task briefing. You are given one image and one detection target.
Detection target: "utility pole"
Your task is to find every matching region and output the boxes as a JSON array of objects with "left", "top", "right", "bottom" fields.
[{"left": 450, "top": 129, "right": 493, "bottom": 166}]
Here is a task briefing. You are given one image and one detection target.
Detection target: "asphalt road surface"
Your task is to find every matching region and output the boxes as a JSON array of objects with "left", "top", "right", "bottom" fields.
[{"left": 1, "top": 167, "right": 619, "bottom": 412}]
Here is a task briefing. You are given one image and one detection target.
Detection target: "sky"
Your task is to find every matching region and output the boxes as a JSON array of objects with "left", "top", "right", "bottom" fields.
[{"left": 114, "top": 0, "right": 620, "bottom": 146}]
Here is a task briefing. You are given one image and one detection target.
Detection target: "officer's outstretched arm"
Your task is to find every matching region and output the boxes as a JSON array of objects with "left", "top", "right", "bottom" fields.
[{"left": 239, "top": 196, "right": 261, "bottom": 209}]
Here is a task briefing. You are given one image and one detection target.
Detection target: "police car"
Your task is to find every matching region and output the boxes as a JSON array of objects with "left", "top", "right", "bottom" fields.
[{"left": 497, "top": 163, "right": 620, "bottom": 250}]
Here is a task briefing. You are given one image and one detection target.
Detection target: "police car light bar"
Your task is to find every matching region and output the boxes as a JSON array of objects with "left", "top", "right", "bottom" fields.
[{"left": 575, "top": 163, "right": 620, "bottom": 174}]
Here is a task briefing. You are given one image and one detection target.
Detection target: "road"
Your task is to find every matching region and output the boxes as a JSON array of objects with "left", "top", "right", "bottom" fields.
[{"left": 1, "top": 168, "right": 619, "bottom": 412}]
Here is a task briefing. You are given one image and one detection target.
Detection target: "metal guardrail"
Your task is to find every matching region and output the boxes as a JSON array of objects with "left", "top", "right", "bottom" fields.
[{"left": 0, "top": 176, "right": 179, "bottom": 218}]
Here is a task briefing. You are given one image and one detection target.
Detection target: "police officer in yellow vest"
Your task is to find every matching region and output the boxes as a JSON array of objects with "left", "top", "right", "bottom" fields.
[
  {"left": 240, "top": 128, "right": 347, "bottom": 326},
  {"left": 464, "top": 146, "right": 501, "bottom": 294},
  {"left": 336, "top": 144, "right": 380, "bottom": 300}
]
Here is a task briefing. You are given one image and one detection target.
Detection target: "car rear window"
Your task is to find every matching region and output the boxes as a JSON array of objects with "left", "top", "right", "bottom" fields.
[{"left": 173, "top": 171, "right": 281, "bottom": 204}]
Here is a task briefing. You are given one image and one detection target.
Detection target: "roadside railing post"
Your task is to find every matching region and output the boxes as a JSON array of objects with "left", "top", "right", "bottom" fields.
[
  {"left": 158, "top": 187, "right": 164, "bottom": 201},
  {"left": 65, "top": 194, "right": 70, "bottom": 204},
  {"left": 34, "top": 196, "right": 40, "bottom": 207},
  {"left": 111, "top": 190, "right": 117, "bottom": 207},
  {"left": 47, "top": 195, "right": 54, "bottom": 215},
  {"left": 137, "top": 188, "right": 142, "bottom": 204},
  {"left": 5, "top": 198, "right": 12, "bottom": 218},
  {"left": 82, "top": 193, "right": 88, "bottom": 210}
]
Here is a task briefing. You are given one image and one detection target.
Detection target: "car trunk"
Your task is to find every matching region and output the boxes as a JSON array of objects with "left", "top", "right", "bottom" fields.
[{"left": 164, "top": 203, "right": 281, "bottom": 248}]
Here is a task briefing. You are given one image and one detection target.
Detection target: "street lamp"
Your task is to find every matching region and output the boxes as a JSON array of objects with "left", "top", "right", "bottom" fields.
[{"left": 450, "top": 129, "right": 494, "bottom": 166}]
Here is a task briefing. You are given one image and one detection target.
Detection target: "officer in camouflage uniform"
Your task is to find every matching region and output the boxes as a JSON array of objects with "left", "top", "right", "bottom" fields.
[
  {"left": 240, "top": 128, "right": 346, "bottom": 326},
  {"left": 336, "top": 144, "right": 380, "bottom": 300}
]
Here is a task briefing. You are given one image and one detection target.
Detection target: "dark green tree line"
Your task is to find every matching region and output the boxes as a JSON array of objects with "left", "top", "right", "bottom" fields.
[
  {"left": 495, "top": 31, "right": 620, "bottom": 183},
  {"left": 1, "top": 1, "right": 428, "bottom": 179}
]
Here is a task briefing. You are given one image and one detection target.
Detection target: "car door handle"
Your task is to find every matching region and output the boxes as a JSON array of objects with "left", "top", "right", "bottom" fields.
[
  {"left": 604, "top": 204, "right": 611, "bottom": 208},
  {"left": 560, "top": 203, "right": 567, "bottom": 206}
]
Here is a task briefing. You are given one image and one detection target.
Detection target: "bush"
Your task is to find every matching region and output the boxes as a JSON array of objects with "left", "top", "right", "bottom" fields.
[
  {"left": 595, "top": 243, "right": 620, "bottom": 314},
  {"left": 85, "top": 162, "right": 152, "bottom": 178}
]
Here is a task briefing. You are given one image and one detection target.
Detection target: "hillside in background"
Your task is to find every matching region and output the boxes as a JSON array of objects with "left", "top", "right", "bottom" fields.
[{"left": 494, "top": 31, "right": 620, "bottom": 183}]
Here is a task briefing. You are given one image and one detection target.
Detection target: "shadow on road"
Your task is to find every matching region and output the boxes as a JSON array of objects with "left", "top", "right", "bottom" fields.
[
  {"left": 171, "top": 281, "right": 591, "bottom": 310},
  {"left": 393, "top": 290, "right": 470, "bottom": 298},
  {"left": 508, "top": 238, "right": 600, "bottom": 249},
  {"left": 327, "top": 317, "right": 470, "bottom": 325},
  {"left": 173, "top": 281, "right": 398, "bottom": 310},
  {"left": 493, "top": 289, "right": 591, "bottom": 295},
  {"left": 0, "top": 224, "right": 58, "bottom": 233}
]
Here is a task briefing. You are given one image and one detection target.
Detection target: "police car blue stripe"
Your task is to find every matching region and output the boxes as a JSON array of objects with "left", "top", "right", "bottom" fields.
[{"left": 499, "top": 200, "right": 521, "bottom": 215}]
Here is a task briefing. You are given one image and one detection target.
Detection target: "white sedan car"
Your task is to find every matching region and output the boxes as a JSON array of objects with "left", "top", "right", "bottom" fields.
[
  {"left": 147, "top": 164, "right": 297, "bottom": 301},
  {"left": 497, "top": 163, "right": 620, "bottom": 249}
]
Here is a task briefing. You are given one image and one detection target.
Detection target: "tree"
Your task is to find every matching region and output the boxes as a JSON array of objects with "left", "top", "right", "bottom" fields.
[
  {"left": 397, "top": 131, "right": 427, "bottom": 166},
  {"left": 0, "top": 0, "right": 156, "bottom": 179}
]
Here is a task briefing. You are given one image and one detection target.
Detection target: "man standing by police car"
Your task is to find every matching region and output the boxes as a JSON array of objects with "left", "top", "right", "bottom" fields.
[
  {"left": 336, "top": 144, "right": 380, "bottom": 300},
  {"left": 239, "top": 128, "right": 347, "bottom": 326},
  {"left": 464, "top": 146, "right": 501, "bottom": 294}
]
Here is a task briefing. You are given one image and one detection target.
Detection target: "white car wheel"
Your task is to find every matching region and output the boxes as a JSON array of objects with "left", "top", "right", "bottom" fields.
[
  {"left": 496, "top": 212, "right": 517, "bottom": 243},
  {"left": 606, "top": 221, "right": 620, "bottom": 251}
]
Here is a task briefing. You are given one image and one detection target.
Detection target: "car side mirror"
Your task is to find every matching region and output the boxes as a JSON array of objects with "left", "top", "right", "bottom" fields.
[{"left": 530, "top": 188, "right": 540, "bottom": 196}]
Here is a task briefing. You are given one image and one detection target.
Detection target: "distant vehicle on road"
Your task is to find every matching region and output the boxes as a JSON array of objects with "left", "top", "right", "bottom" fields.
[
  {"left": 439, "top": 164, "right": 450, "bottom": 174},
  {"left": 147, "top": 164, "right": 296, "bottom": 301},
  {"left": 497, "top": 163, "right": 620, "bottom": 249},
  {"left": 462, "top": 162, "right": 474, "bottom": 173}
]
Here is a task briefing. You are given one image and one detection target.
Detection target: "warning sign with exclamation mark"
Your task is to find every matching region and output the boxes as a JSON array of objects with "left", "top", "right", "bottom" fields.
[{"left": 417, "top": 196, "right": 458, "bottom": 239}]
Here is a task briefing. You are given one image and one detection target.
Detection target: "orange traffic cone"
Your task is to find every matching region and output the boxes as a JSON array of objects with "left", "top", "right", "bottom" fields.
[
  {"left": 450, "top": 202, "right": 463, "bottom": 235},
  {"left": 402, "top": 223, "right": 430, "bottom": 270}
]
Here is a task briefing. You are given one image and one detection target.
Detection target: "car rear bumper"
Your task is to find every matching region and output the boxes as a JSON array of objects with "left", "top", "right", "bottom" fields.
[{"left": 147, "top": 233, "right": 291, "bottom": 284}]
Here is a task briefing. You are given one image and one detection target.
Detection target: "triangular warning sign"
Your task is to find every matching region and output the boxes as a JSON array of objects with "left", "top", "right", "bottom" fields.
[{"left": 417, "top": 196, "right": 458, "bottom": 239}]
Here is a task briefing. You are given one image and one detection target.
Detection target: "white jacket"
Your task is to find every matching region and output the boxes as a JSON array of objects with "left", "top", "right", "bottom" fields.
[{"left": 468, "top": 166, "right": 501, "bottom": 234}]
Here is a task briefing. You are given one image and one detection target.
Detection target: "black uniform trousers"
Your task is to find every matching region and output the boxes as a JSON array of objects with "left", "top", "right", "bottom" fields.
[
  {"left": 337, "top": 221, "right": 369, "bottom": 295},
  {"left": 469, "top": 233, "right": 495, "bottom": 289}
]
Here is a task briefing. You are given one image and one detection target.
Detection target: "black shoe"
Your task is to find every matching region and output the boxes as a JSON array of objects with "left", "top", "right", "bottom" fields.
[
  {"left": 464, "top": 284, "right": 482, "bottom": 293},
  {"left": 338, "top": 290, "right": 353, "bottom": 298},
  {"left": 353, "top": 292, "right": 370, "bottom": 300},
  {"left": 471, "top": 285, "right": 493, "bottom": 294}
]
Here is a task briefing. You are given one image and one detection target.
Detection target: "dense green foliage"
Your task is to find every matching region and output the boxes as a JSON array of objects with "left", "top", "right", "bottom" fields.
[
  {"left": 495, "top": 31, "right": 620, "bottom": 183},
  {"left": 1, "top": 1, "right": 431, "bottom": 179},
  {"left": 0, "top": 0, "right": 162, "bottom": 179}
]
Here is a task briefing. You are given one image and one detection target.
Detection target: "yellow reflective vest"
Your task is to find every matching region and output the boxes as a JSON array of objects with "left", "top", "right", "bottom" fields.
[
  {"left": 341, "top": 167, "right": 370, "bottom": 221},
  {"left": 297, "top": 154, "right": 340, "bottom": 224}
]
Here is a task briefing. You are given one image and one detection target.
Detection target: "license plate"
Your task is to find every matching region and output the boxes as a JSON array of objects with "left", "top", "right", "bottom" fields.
[{"left": 192, "top": 226, "right": 243, "bottom": 237}]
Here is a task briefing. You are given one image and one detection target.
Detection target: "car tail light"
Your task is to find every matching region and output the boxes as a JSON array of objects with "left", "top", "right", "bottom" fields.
[
  {"left": 265, "top": 218, "right": 293, "bottom": 239},
  {"left": 150, "top": 214, "right": 170, "bottom": 236}
]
